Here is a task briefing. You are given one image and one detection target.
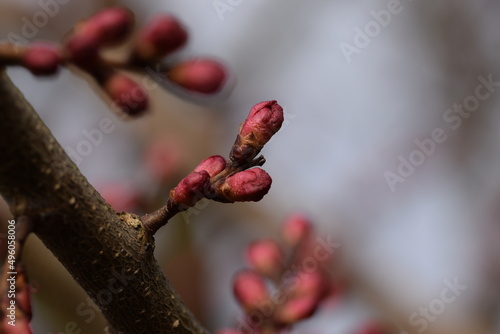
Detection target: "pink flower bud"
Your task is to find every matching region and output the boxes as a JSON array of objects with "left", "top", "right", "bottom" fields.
[
  {"left": 134, "top": 14, "right": 188, "bottom": 62},
  {"left": 240, "top": 101, "right": 284, "bottom": 143},
  {"left": 85, "top": 7, "right": 134, "bottom": 45},
  {"left": 282, "top": 212, "right": 312, "bottom": 246},
  {"left": 144, "top": 137, "right": 184, "bottom": 182},
  {"left": 246, "top": 239, "right": 283, "bottom": 276},
  {"left": 98, "top": 183, "right": 141, "bottom": 212},
  {"left": 230, "top": 101, "right": 284, "bottom": 163},
  {"left": 3, "top": 319, "right": 32, "bottom": 334},
  {"left": 233, "top": 270, "right": 269, "bottom": 311},
  {"left": 22, "top": 43, "right": 61, "bottom": 76},
  {"left": 274, "top": 296, "right": 319, "bottom": 324},
  {"left": 170, "top": 171, "right": 210, "bottom": 207},
  {"left": 102, "top": 72, "right": 149, "bottom": 116},
  {"left": 65, "top": 33, "right": 101, "bottom": 71},
  {"left": 219, "top": 168, "right": 272, "bottom": 202},
  {"left": 193, "top": 155, "right": 226, "bottom": 178},
  {"left": 15, "top": 265, "right": 32, "bottom": 321},
  {"left": 168, "top": 58, "right": 226, "bottom": 94},
  {"left": 291, "top": 271, "right": 328, "bottom": 300}
]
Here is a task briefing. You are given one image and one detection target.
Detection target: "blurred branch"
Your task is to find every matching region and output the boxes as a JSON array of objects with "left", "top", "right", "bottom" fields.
[{"left": 0, "top": 68, "right": 208, "bottom": 333}]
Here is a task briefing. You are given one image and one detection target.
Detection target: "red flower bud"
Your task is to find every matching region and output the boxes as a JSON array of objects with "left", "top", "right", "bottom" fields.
[
  {"left": 134, "top": 14, "right": 188, "bottom": 62},
  {"left": 219, "top": 168, "right": 272, "bottom": 202},
  {"left": 193, "top": 155, "right": 226, "bottom": 178},
  {"left": 246, "top": 239, "right": 283, "bottom": 276},
  {"left": 65, "top": 33, "right": 101, "bottom": 71},
  {"left": 102, "top": 72, "right": 149, "bottom": 116},
  {"left": 233, "top": 270, "right": 269, "bottom": 311},
  {"left": 22, "top": 43, "right": 61, "bottom": 76},
  {"left": 98, "top": 183, "right": 141, "bottom": 212},
  {"left": 240, "top": 101, "right": 284, "bottom": 143},
  {"left": 168, "top": 58, "right": 226, "bottom": 94},
  {"left": 170, "top": 171, "right": 210, "bottom": 207},
  {"left": 144, "top": 137, "right": 184, "bottom": 182},
  {"left": 291, "top": 271, "right": 328, "bottom": 300},
  {"left": 274, "top": 296, "right": 319, "bottom": 324},
  {"left": 85, "top": 7, "right": 134, "bottom": 45},
  {"left": 230, "top": 101, "right": 284, "bottom": 163},
  {"left": 282, "top": 212, "right": 312, "bottom": 246}
]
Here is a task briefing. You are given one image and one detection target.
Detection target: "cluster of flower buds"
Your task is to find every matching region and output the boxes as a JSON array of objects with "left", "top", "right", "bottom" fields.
[
  {"left": 217, "top": 213, "right": 339, "bottom": 334},
  {"left": 0, "top": 7, "right": 227, "bottom": 117},
  {"left": 167, "top": 100, "right": 283, "bottom": 213}
]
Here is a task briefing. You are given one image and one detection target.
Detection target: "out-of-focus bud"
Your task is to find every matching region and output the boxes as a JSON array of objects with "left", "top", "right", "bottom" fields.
[
  {"left": 65, "top": 33, "right": 101, "bottom": 71},
  {"left": 230, "top": 101, "right": 284, "bottom": 163},
  {"left": 3, "top": 319, "right": 32, "bottom": 334},
  {"left": 194, "top": 155, "right": 226, "bottom": 178},
  {"left": 22, "top": 43, "right": 61, "bottom": 76},
  {"left": 65, "top": 7, "right": 133, "bottom": 70},
  {"left": 84, "top": 7, "right": 134, "bottom": 45},
  {"left": 102, "top": 72, "right": 149, "bottom": 116},
  {"left": 233, "top": 270, "right": 269, "bottom": 311},
  {"left": 215, "top": 330, "right": 243, "bottom": 334},
  {"left": 133, "top": 14, "right": 188, "bottom": 62},
  {"left": 3, "top": 264, "right": 34, "bottom": 333},
  {"left": 170, "top": 171, "right": 210, "bottom": 207},
  {"left": 98, "top": 183, "right": 141, "bottom": 212},
  {"left": 290, "top": 271, "right": 328, "bottom": 300},
  {"left": 15, "top": 265, "right": 32, "bottom": 321},
  {"left": 246, "top": 239, "right": 284, "bottom": 277},
  {"left": 355, "top": 323, "right": 390, "bottom": 334},
  {"left": 168, "top": 58, "right": 226, "bottom": 94},
  {"left": 274, "top": 296, "right": 319, "bottom": 324},
  {"left": 216, "top": 168, "right": 272, "bottom": 202},
  {"left": 282, "top": 212, "right": 312, "bottom": 246},
  {"left": 144, "top": 137, "right": 184, "bottom": 182}
]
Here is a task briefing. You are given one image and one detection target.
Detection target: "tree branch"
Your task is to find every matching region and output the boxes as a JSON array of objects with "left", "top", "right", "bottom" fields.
[{"left": 0, "top": 68, "right": 209, "bottom": 334}]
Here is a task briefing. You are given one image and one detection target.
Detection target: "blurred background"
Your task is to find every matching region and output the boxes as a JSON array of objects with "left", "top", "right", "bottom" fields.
[{"left": 1, "top": 0, "right": 500, "bottom": 333}]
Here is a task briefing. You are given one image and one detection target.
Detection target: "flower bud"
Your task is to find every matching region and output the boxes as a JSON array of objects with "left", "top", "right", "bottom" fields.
[
  {"left": 133, "top": 14, "right": 188, "bottom": 62},
  {"left": 85, "top": 7, "right": 134, "bottom": 45},
  {"left": 217, "top": 168, "right": 272, "bottom": 202},
  {"left": 194, "top": 155, "right": 226, "bottom": 178},
  {"left": 102, "top": 72, "right": 149, "bottom": 116},
  {"left": 144, "top": 137, "right": 184, "bottom": 182},
  {"left": 290, "top": 271, "right": 328, "bottom": 300},
  {"left": 22, "top": 43, "right": 61, "bottom": 76},
  {"left": 274, "top": 296, "right": 319, "bottom": 324},
  {"left": 230, "top": 101, "right": 284, "bottom": 163},
  {"left": 215, "top": 330, "right": 243, "bottom": 334},
  {"left": 170, "top": 171, "right": 210, "bottom": 207},
  {"left": 168, "top": 58, "right": 226, "bottom": 94},
  {"left": 233, "top": 270, "right": 269, "bottom": 311},
  {"left": 65, "top": 33, "right": 101, "bottom": 71},
  {"left": 15, "top": 265, "right": 32, "bottom": 320},
  {"left": 98, "top": 183, "right": 141, "bottom": 212},
  {"left": 282, "top": 212, "right": 312, "bottom": 246},
  {"left": 246, "top": 239, "right": 283, "bottom": 276}
]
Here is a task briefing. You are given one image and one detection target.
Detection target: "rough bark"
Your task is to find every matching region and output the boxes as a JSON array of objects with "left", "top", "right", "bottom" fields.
[{"left": 0, "top": 68, "right": 209, "bottom": 334}]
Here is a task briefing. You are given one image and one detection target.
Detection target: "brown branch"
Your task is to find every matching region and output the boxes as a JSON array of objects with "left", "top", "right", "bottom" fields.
[{"left": 0, "top": 68, "right": 209, "bottom": 334}]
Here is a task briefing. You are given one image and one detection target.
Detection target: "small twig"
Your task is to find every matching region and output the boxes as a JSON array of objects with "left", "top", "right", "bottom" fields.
[{"left": 142, "top": 199, "right": 181, "bottom": 234}]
